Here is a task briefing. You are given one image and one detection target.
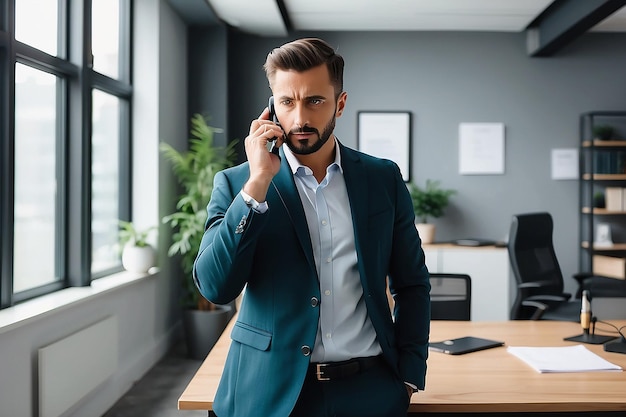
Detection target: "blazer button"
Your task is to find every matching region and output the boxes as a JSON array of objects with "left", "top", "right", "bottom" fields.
[
  {"left": 301, "top": 345, "right": 311, "bottom": 356},
  {"left": 310, "top": 297, "right": 319, "bottom": 307}
]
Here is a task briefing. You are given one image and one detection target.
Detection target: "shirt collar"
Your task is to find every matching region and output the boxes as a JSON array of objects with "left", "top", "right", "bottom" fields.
[{"left": 283, "top": 137, "right": 343, "bottom": 176}]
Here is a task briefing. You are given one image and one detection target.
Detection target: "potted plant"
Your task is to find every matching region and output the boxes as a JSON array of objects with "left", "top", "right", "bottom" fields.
[
  {"left": 593, "top": 191, "right": 606, "bottom": 209},
  {"left": 118, "top": 220, "right": 157, "bottom": 273},
  {"left": 408, "top": 179, "right": 456, "bottom": 244},
  {"left": 160, "top": 113, "right": 238, "bottom": 359},
  {"left": 593, "top": 125, "right": 615, "bottom": 141}
]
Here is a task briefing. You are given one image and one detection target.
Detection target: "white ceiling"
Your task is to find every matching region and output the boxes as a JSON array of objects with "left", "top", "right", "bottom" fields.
[{"left": 206, "top": 0, "right": 626, "bottom": 37}]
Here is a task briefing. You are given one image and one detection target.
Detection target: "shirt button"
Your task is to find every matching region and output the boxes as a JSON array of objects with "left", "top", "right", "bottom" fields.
[
  {"left": 310, "top": 297, "right": 319, "bottom": 307},
  {"left": 325, "top": 333, "right": 332, "bottom": 339},
  {"left": 301, "top": 345, "right": 311, "bottom": 356},
  {"left": 324, "top": 290, "right": 331, "bottom": 296},
  {"left": 321, "top": 220, "right": 328, "bottom": 226}
]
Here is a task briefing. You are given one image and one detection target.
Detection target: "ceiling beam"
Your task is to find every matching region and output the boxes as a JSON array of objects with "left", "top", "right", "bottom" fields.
[
  {"left": 526, "top": 0, "right": 626, "bottom": 57},
  {"left": 276, "top": 0, "right": 293, "bottom": 33}
]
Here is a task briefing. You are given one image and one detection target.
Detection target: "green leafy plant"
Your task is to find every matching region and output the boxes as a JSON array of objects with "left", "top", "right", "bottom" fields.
[
  {"left": 160, "top": 114, "right": 238, "bottom": 310},
  {"left": 408, "top": 179, "right": 456, "bottom": 224},
  {"left": 118, "top": 220, "right": 156, "bottom": 248},
  {"left": 593, "top": 191, "right": 606, "bottom": 209},
  {"left": 593, "top": 125, "right": 615, "bottom": 141}
]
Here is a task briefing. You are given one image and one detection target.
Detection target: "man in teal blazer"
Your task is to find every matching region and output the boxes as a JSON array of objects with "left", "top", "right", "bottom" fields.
[{"left": 194, "top": 38, "right": 430, "bottom": 417}]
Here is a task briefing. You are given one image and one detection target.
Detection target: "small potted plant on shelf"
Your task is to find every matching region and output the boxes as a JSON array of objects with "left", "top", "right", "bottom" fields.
[
  {"left": 593, "top": 125, "right": 615, "bottom": 141},
  {"left": 408, "top": 179, "right": 456, "bottom": 244},
  {"left": 118, "top": 220, "right": 157, "bottom": 273},
  {"left": 593, "top": 191, "right": 606, "bottom": 209},
  {"left": 160, "top": 113, "right": 238, "bottom": 359}
]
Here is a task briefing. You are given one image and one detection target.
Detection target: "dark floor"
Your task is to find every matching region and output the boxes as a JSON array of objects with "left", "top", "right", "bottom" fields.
[{"left": 102, "top": 340, "right": 207, "bottom": 417}]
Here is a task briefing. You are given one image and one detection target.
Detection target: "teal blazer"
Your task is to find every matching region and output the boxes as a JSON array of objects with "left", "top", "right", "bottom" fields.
[{"left": 194, "top": 142, "right": 430, "bottom": 417}]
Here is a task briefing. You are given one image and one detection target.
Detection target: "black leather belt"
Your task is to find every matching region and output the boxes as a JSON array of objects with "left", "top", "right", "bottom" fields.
[{"left": 308, "top": 355, "right": 384, "bottom": 381}]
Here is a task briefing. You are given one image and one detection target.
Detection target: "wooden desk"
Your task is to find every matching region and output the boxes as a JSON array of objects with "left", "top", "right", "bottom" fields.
[{"left": 179, "top": 319, "right": 626, "bottom": 415}]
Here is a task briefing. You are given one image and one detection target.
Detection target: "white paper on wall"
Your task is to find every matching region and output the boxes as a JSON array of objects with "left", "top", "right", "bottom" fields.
[{"left": 459, "top": 123, "right": 505, "bottom": 175}]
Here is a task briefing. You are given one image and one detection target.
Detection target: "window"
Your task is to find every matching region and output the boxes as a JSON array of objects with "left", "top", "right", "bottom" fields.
[
  {"left": 0, "top": 0, "right": 132, "bottom": 308},
  {"left": 13, "top": 64, "right": 59, "bottom": 292},
  {"left": 91, "top": 90, "right": 121, "bottom": 273},
  {"left": 92, "top": 0, "right": 120, "bottom": 79},
  {"left": 15, "top": 0, "right": 59, "bottom": 56}
]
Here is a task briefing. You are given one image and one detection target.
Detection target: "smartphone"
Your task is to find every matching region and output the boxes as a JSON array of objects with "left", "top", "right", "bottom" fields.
[{"left": 267, "top": 96, "right": 280, "bottom": 156}]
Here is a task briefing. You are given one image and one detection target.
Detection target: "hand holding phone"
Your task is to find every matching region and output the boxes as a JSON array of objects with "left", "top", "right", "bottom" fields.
[{"left": 267, "top": 96, "right": 281, "bottom": 156}]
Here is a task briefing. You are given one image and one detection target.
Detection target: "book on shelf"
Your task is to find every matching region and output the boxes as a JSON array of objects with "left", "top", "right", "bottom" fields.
[
  {"left": 605, "top": 187, "right": 624, "bottom": 211},
  {"left": 593, "top": 151, "right": 626, "bottom": 174},
  {"left": 593, "top": 255, "right": 626, "bottom": 280}
]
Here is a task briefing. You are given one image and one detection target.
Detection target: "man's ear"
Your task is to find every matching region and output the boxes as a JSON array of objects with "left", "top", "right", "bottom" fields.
[{"left": 335, "top": 91, "right": 348, "bottom": 117}]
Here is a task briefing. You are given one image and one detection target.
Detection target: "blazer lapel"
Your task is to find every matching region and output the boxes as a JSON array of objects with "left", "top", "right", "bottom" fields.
[
  {"left": 339, "top": 144, "right": 370, "bottom": 268},
  {"left": 269, "top": 153, "right": 317, "bottom": 272}
]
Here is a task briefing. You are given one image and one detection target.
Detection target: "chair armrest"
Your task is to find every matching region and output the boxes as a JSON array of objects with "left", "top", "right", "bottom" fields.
[
  {"left": 573, "top": 272, "right": 594, "bottom": 298},
  {"left": 516, "top": 280, "right": 571, "bottom": 299},
  {"left": 521, "top": 300, "right": 548, "bottom": 320},
  {"left": 573, "top": 272, "right": 594, "bottom": 280},
  {"left": 525, "top": 294, "right": 568, "bottom": 303},
  {"left": 583, "top": 276, "right": 626, "bottom": 298},
  {"left": 517, "top": 280, "right": 554, "bottom": 289}
]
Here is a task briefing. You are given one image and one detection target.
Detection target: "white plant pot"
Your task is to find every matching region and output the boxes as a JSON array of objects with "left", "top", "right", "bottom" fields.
[
  {"left": 122, "top": 244, "right": 156, "bottom": 273},
  {"left": 416, "top": 223, "right": 436, "bottom": 244}
]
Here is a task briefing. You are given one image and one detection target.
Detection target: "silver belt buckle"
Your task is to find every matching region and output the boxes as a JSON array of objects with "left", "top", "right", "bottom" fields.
[{"left": 316, "top": 363, "right": 330, "bottom": 381}]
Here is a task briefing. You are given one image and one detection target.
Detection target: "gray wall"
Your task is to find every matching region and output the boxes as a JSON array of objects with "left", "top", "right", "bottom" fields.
[{"left": 190, "top": 29, "right": 626, "bottom": 297}]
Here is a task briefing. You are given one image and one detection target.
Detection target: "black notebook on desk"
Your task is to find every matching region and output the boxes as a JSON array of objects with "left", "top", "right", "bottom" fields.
[{"left": 429, "top": 336, "right": 504, "bottom": 355}]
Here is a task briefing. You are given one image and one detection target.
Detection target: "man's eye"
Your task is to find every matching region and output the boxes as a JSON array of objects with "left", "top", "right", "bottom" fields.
[{"left": 310, "top": 99, "right": 322, "bottom": 105}]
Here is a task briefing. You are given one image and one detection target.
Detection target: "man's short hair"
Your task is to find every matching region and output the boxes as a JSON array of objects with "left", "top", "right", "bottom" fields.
[{"left": 264, "top": 38, "right": 344, "bottom": 97}]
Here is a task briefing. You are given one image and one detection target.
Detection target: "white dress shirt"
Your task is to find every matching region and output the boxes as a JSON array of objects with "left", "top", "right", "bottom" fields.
[{"left": 283, "top": 142, "right": 382, "bottom": 362}]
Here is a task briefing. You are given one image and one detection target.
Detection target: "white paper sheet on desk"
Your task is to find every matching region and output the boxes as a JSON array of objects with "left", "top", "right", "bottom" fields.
[{"left": 507, "top": 345, "right": 622, "bottom": 373}]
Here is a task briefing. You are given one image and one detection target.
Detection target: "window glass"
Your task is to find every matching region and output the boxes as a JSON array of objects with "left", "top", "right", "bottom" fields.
[
  {"left": 13, "top": 64, "right": 59, "bottom": 292},
  {"left": 92, "top": 0, "right": 120, "bottom": 79},
  {"left": 15, "top": 0, "right": 59, "bottom": 56},
  {"left": 91, "top": 90, "right": 121, "bottom": 273}
]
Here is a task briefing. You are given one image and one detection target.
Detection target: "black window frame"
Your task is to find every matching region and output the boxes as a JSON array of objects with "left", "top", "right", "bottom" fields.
[{"left": 0, "top": 0, "right": 133, "bottom": 308}]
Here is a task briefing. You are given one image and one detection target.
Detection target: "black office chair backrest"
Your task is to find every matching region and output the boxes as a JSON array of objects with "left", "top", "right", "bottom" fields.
[
  {"left": 429, "top": 273, "right": 471, "bottom": 321},
  {"left": 508, "top": 212, "right": 565, "bottom": 295},
  {"left": 507, "top": 212, "right": 575, "bottom": 320}
]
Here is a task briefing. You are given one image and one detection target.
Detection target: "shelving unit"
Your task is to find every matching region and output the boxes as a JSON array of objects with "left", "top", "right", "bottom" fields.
[{"left": 579, "top": 111, "right": 626, "bottom": 275}]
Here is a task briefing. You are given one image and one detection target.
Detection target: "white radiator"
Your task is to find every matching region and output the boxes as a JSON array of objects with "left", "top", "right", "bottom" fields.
[{"left": 38, "top": 316, "right": 118, "bottom": 417}]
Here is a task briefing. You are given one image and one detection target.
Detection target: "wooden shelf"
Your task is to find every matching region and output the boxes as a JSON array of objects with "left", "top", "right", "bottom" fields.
[
  {"left": 583, "top": 140, "right": 626, "bottom": 147},
  {"left": 582, "top": 173, "right": 626, "bottom": 180},
  {"left": 581, "top": 241, "right": 626, "bottom": 251},
  {"left": 582, "top": 207, "right": 626, "bottom": 215},
  {"left": 579, "top": 113, "right": 626, "bottom": 271}
]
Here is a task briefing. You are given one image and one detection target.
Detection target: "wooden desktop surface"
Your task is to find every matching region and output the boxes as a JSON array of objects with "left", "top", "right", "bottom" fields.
[{"left": 178, "top": 318, "right": 626, "bottom": 413}]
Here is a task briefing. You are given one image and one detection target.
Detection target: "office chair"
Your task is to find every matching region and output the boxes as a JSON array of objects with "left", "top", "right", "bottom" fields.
[
  {"left": 582, "top": 277, "right": 626, "bottom": 319},
  {"left": 430, "top": 273, "right": 471, "bottom": 321},
  {"left": 507, "top": 212, "right": 583, "bottom": 321}
]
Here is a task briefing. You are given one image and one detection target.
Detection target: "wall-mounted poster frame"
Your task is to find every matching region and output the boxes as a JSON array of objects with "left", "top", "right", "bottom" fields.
[{"left": 357, "top": 111, "right": 411, "bottom": 182}]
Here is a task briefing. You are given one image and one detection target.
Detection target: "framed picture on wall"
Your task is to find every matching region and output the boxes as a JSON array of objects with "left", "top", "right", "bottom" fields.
[{"left": 357, "top": 111, "right": 411, "bottom": 182}]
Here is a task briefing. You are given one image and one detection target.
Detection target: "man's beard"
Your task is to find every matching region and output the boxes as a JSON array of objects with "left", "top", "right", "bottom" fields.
[{"left": 286, "top": 114, "right": 336, "bottom": 156}]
